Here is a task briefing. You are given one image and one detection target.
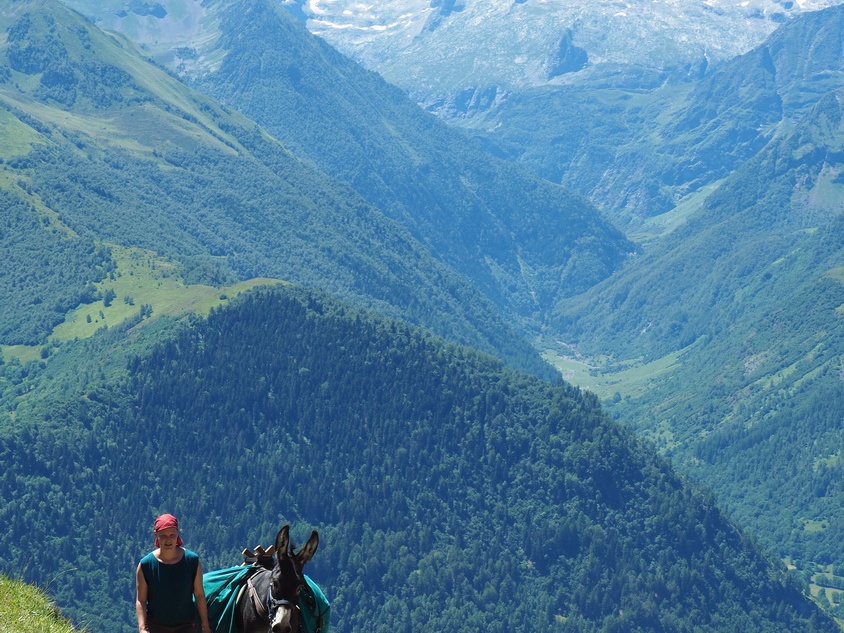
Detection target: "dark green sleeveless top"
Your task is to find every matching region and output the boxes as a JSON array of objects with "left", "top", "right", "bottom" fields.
[{"left": 140, "top": 549, "right": 199, "bottom": 625}]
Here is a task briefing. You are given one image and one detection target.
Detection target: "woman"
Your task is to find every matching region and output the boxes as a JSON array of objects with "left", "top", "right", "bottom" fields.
[{"left": 136, "top": 513, "right": 213, "bottom": 633}]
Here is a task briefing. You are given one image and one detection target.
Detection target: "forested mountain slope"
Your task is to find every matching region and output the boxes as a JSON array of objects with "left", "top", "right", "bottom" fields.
[
  {"left": 553, "top": 82, "right": 844, "bottom": 574},
  {"left": 63, "top": 0, "right": 636, "bottom": 319},
  {"left": 0, "top": 0, "right": 555, "bottom": 376},
  {"left": 0, "top": 286, "right": 838, "bottom": 633}
]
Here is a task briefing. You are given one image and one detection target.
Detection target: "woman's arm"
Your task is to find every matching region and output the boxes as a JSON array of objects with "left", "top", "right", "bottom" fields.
[
  {"left": 135, "top": 563, "right": 149, "bottom": 632},
  {"left": 194, "top": 560, "right": 213, "bottom": 633}
]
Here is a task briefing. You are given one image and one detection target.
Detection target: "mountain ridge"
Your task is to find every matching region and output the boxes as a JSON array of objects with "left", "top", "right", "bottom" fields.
[
  {"left": 0, "top": 285, "right": 838, "bottom": 632},
  {"left": 550, "top": 77, "right": 844, "bottom": 576},
  {"left": 62, "top": 0, "right": 844, "bottom": 98}
]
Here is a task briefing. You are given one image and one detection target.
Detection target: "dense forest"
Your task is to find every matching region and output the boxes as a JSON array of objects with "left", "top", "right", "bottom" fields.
[
  {"left": 0, "top": 287, "right": 837, "bottom": 632},
  {"left": 0, "top": 188, "right": 113, "bottom": 345}
]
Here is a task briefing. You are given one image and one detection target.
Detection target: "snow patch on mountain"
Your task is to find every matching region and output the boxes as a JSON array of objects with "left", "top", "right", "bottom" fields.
[
  {"left": 281, "top": 0, "right": 844, "bottom": 96},
  {"left": 292, "top": 0, "right": 435, "bottom": 47}
]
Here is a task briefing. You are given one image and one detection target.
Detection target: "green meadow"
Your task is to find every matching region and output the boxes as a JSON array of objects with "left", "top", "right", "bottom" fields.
[
  {"left": 2, "top": 244, "right": 286, "bottom": 363},
  {"left": 541, "top": 339, "right": 688, "bottom": 401}
]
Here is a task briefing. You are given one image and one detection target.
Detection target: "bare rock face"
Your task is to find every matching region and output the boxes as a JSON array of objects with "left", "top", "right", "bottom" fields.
[
  {"left": 62, "top": 0, "right": 844, "bottom": 97},
  {"left": 546, "top": 29, "right": 588, "bottom": 79}
]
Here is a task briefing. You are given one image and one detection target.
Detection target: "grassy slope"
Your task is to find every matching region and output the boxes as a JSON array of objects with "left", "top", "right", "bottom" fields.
[
  {"left": 0, "top": 575, "right": 80, "bottom": 633},
  {"left": 0, "top": 22, "right": 285, "bottom": 359},
  {"left": 0, "top": 1, "right": 250, "bottom": 156},
  {"left": 2, "top": 243, "right": 284, "bottom": 364},
  {"left": 52, "top": 245, "right": 283, "bottom": 341}
]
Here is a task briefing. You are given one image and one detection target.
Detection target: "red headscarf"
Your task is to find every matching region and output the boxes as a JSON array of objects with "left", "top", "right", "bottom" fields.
[{"left": 153, "top": 513, "right": 184, "bottom": 547}]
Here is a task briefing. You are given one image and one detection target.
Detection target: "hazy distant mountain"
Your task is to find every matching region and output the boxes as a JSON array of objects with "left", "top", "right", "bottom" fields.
[
  {"left": 60, "top": 0, "right": 634, "bottom": 324},
  {"left": 60, "top": 0, "right": 844, "bottom": 229},
  {"left": 197, "top": 1, "right": 634, "bottom": 311},
  {"left": 469, "top": 4, "right": 844, "bottom": 226},
  {"left": 63, "top": 0, "right": 844, "bottom": 101},
  {"left": 288, "top": 0, "right": 844, "bottom": 101}
]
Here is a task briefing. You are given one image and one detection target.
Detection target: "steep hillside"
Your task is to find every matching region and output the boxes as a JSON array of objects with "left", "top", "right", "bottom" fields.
[
  {"left": 60, "top": 0, "right": 636, "bottom": 321},
  {"left": 58, "top": 0, "right": 844, "bottom": 216},
  {"left": 551, "top": 85, "right": 844, "bottom": 572},
  {"left": 0, "top": 188, "right": 113, "bottom": 345},
  {"left": 0, "top": 575, "right": 79, "bottom": 633},
  {"left": 0, "top": 0, "right": 553, "bottom": 376},
  {"left": 66, "top": 0, "right": 844, "bottom": 97},
  {"left": 195, "top": 0, "right": 635, "bottom": 316},
  {"left": 0, "top": 286, "right": 838, "bottom": 633}
]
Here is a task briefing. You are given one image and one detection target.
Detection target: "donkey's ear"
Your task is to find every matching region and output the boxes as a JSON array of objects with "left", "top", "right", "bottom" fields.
[
  {"left": 275, "top": 525, "right": 291, "bottom": 556},
  {"left": 296, "top": 530, "right": 319, "bottom": 566}
]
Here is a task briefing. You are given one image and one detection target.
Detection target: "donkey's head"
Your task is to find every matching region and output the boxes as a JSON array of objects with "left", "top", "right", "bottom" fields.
[{"left": 267, "top": 525, "right": 319, "bottom": 633}]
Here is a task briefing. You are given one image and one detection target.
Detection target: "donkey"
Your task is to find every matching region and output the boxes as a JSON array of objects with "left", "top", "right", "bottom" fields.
[{"left": 235, "top": 525, "right": 320, "bottom": 633}]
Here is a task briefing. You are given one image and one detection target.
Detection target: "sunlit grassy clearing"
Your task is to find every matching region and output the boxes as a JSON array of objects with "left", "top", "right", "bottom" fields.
[
  {"left": 0, "top": 106, "right": 43, "bottom": 158},
  {"left": 55, "top": 245, "right": 286, "bottom": 341},
  {"left": 3, "top": 245, "right": 286, "bottom": 362},
  {"left": 629, "top": 179, "right": 725, "bottom": 245},
  {"left": 541, "top": 343, "right": 685, "bottom": 401}
]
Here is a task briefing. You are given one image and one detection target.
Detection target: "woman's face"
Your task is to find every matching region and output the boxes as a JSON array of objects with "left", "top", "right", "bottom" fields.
[{"left": 156, "top": 528, "right": 180, "bottom": 549}]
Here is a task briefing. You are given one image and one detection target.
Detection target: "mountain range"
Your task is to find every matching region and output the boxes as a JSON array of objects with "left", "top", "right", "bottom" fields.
[
  {"left": 186, "top": 0, "right": 633, "bottom": 315},
  {"left": 2, "top": 0, "right": 844, "bottom": 629},
  {"left": 462, "top": 3, "right": 844, "bottom": 226},
  {"left": 1, "top": 285, "right": 839, "bottom": 632},
  {"left": 0, "top": 0, "right": 631, "bottom": 380},
  {"left": 64, "top": 0, "right": 844, "bottom": 100},
  {"left": 552, "top": 77, "right": 844, "bottom": 575}
]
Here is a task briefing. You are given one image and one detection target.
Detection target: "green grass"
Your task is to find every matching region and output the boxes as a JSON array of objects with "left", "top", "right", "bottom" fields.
[
  {"left": 628, "top": 179, "right": 725, "bottom": 245},
  {"left": 2, "top": 244, "right": 287, "bottom": 363},
  {"left": 0, "top": 106, "right": 43, "bottom": 159},
  {"left": 1, "top": 84, "right": 231, "bottom": 159},
  {"left": 0, "top": 575, "right": 80, "bottom": 633},
  {"left": 540, "top": 339, "right": 688, "bottom": 401},
  {"left": 826, "top": 266, "right": 844, "bottom": 283},
  {"left": 540, "top": 338, "right": 703, "bottom": 450},
  {"left": 54, "top": 244, "right": 286, "bottom": 341},
  {"left": 802, "top": 519, "right": 830, "bottom": 534},
  {"left": 0, "top": 8, "right": 246, "bottom": 160},
  {"left": 807, "top": 567, "right": 844, "bottom": 629}
]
